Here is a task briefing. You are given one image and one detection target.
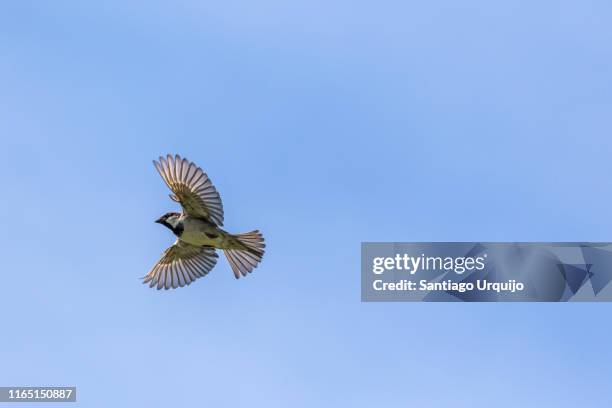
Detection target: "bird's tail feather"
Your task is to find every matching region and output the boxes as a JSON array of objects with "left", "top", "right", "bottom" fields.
[{"left": 224, "top": 230, "right": 265, "bottom": 279}]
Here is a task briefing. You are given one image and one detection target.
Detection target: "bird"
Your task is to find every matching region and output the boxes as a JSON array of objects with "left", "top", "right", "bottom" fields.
[{"left": 144, "top": 154, "right": 265, "bottom": 290}]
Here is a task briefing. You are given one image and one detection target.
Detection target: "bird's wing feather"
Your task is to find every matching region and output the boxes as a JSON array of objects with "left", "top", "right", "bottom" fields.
[
  {"left": 143, "top": 240, "right": 219, "bottom": 290},
  {"left": 154, "top": 154, "right": 224, "bottom": 226}
]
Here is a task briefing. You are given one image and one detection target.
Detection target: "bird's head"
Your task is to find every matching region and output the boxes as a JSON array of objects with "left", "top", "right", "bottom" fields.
[{"left": 155, "top": 212, "right": 181, "bottom": 231}]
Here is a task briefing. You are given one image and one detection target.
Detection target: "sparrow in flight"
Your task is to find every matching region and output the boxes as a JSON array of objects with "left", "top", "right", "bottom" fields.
[{"left": 144, "top": 154, "right": 265, "bottom": 290}]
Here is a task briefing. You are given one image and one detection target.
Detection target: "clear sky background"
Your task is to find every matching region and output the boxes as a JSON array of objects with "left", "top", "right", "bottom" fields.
[{"left": 1, "top": 1, "right": 612, "bottom": 407}]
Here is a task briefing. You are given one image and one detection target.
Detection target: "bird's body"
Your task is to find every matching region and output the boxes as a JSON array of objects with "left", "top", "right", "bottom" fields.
[
  {"left": 144, "top": 154, "right": 265, "bottom": 290},
  {"left": 179, "top": 216, "right": 224, "bottom": 247},
  {"left": 159, "top": 213, "right": 253, "bottom": 251}
]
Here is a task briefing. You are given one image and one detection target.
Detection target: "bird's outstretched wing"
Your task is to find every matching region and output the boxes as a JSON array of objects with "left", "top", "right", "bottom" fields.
[
  {"left": 153, "top": 154, "right": 224, "bottom": 226},
  {"left": 143, "top": 240, "right": 219, "bottom": 290}
]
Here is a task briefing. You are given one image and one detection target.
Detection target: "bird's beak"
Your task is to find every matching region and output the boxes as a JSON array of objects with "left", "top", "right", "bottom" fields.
[{"left": 155, "top": 217, "right": 164, "bottom": 224}]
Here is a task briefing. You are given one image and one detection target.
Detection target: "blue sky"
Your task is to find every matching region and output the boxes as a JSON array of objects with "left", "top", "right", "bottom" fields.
[{"left": 1, "top": 1, "right": 612, "bottom": 406}]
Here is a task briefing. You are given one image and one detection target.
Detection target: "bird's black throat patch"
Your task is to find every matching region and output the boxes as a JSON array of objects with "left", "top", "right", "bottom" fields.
[
  {"left": 173, "top": 222, "right": 184, "bottom": 237},
  {"left": 160, "top": 220, "right": 184, "bottom": 237}
]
